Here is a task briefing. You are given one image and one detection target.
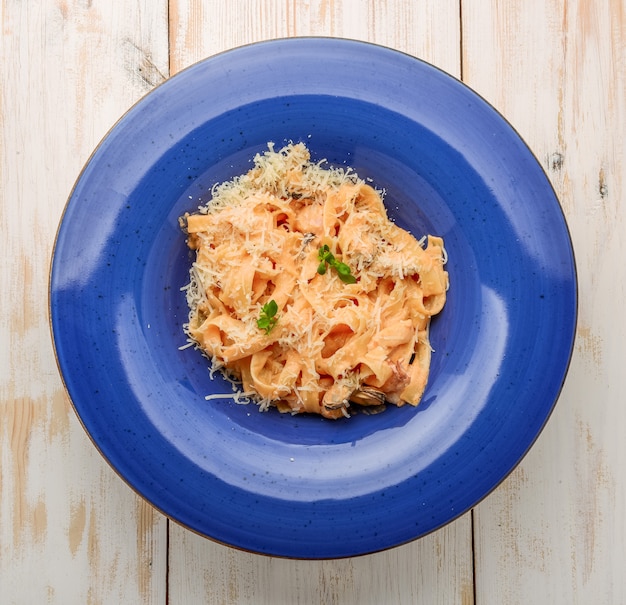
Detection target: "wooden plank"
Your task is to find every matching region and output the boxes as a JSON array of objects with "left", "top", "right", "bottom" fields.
[
  {"left": 462, "top": 0, "right": 626, "bottom": 602},
  {"left": 0, "top": 1, "right": 169, "bottom": 602},
  {"left": 168, "top": 524, "right": 474, "bottom": 605},
  {"left": 166, "top": 2, "right": 473, "bottom": 604},
  {"left": 169, "top": 0, "right": 461, "bottom": 77}
]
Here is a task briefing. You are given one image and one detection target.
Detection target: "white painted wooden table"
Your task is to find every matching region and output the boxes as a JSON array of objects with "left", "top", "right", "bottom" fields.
[{"left": 1, "top": 1, "right": 624, "bottom": 603}]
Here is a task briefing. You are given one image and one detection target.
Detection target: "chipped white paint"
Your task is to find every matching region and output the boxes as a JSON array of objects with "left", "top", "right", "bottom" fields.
[
  {"left": 463, "top": 0, "right": 626, "bottom": 603},
  {"left": 167, "top": 3, "right": 473, "bottom": 604},
  {"left": 0, "top": 1, "right": 169, "bottom": 603},
  {"left": 169, "top": 0, "right": 461, "bottom": 77},
  {"left": 1, "top": 0, "right": 625, "bottom": 603}
]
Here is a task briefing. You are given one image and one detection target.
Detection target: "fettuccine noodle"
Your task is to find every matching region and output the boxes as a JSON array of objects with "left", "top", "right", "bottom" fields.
[{"left": 180, "top": 143, "right": 448, "bottom": 419}]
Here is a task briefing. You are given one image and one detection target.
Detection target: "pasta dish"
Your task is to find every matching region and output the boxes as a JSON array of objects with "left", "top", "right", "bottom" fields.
[{"left": 180, "top": 143, "right": 448, "bottom": 419}]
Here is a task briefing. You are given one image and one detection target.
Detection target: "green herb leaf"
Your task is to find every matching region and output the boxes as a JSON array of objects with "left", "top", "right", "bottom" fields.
[
  {"left": 317, "top": 244, "right": 334, "bottom": 264},
  {"left": 317, "top": 245, "right": 357, "bottom": 284},
  {"left": 336, "top": 265, "right": 357, "bottom": 284},
  {"left": 335, "top": 262, "right": 351, "bottom": 276},
  {"left": 257, "top": 299, "right": 279, "bottom": 334},
  {"left": 264, "top": 299, "right": 278, "bottom": 317}
]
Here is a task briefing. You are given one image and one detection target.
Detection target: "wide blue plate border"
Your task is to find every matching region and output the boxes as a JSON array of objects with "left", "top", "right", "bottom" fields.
[{"left": 50, "top": 38, "right": 577, "bottom": 559}]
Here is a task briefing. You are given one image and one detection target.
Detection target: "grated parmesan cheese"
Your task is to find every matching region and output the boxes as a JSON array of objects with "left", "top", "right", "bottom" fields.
[{"left": 179, "top": 142, "right": 449, "bottom": 419}]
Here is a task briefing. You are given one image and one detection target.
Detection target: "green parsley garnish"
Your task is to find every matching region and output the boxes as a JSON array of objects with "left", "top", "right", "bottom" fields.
[
  {"left": 317, "top": 245, "right": 357, "bottom": 284},
  {"left": 257, "top": 299, "right": 279, "bottom": 334}
]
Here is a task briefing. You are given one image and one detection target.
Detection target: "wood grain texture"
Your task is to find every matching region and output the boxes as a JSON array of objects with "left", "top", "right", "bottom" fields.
[
  {"left": 166, "top": 2, "right": 473, "bottom": 604},
  {"left": 3, "top": 0, "right": 625, "bottom": 602},
  {"left": 168, "top": 523, "right": 475, "bottom": 605},
  {"left": 0, "top": 1, "right": 169, "bottom": 603},
  {"left": 463, "top": 0, "right": 626, "bottom": 603},
  {"left": 169, "top": 0, "right": 461, "bottom": 76}
]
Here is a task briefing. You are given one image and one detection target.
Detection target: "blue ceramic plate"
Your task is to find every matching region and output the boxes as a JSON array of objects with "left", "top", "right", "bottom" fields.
[{"left": 50, "top": 38, "right": 577, "bottom": 559}]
